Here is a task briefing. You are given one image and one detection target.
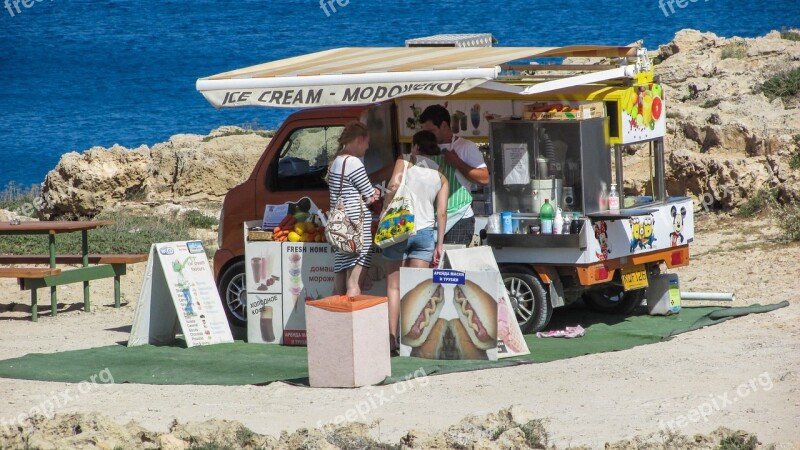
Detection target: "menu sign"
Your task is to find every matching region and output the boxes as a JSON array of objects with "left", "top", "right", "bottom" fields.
[{"left": 128, "top": 241, "right": 233, "bottom": 347}]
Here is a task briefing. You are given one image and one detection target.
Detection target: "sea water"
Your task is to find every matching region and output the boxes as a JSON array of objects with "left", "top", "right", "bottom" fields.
[{"left": 2, "top": 0, "right": 798, "bottom": 187}]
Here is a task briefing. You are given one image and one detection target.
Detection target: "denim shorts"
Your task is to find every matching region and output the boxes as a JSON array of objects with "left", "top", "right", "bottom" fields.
[{"left": 381, "top": 227, "right": 435, "bottom": 262}]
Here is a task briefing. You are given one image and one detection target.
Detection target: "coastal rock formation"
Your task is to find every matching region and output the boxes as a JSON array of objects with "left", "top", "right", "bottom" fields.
[
  {"left": 0, "top": 409, "right": 763, "bottom": 449},
  {"left": 39, "top": 144, "right": 151, "bottom": 219},
  {"left": 649, "top": 28, "right": 800, "bottom": 209},
  {"left": 38, "top": 127, "right": 268, "bottom": 219}
]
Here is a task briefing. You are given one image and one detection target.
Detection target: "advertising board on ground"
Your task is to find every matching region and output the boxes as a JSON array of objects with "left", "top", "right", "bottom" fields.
[
  {"left": 129, "top": 241, "right": 233, "bottom": 347},
  {"left": 398, "top": 267, "right": 501, "bottom": 361}
]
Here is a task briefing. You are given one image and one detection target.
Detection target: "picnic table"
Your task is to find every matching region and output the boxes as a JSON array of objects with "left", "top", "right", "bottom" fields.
[{"left": 0, "top": 220, "right": 147, "bottom": 321}]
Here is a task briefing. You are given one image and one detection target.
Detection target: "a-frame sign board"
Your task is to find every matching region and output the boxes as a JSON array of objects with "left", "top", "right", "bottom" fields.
[{"left": 128, "top": 241, "right": 233, "bottom": 347}]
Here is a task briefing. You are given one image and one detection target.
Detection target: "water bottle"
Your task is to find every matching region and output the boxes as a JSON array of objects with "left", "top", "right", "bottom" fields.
[
  {"left": 608, "top": 183, "right": 620, "bottom": 211},
  {"left": 540, "top": 199, "right": 554, "bottom": 234},
  {"left": 569, "top": 212, "right": 582, "bottom": 234},
  {"left": 553, "top": 207, "right": 563, "bottom": 235}
]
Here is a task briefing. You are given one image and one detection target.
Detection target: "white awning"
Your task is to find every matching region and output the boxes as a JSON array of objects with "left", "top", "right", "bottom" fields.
[{"left": 196, "top": 45, "right": 639, "bottom": 109}]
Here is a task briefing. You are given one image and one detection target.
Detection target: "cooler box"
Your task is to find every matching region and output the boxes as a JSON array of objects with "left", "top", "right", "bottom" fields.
[
  {"left": 306, "top": 295, "right": 391, "bottom": 388},
  {"left": 646, "top": 273, "right": 681, "bottom": 315}
]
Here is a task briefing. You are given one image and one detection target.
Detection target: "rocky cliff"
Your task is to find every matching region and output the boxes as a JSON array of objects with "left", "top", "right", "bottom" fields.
[
  {"left": 652, "top": 29, "right": 799, "bottom": 209},
  {"left": 34, "top": 29, "right": 800, "bottom": 218},
  {"left": 38, "top": 127, "right": 269, "bottom": 219}
]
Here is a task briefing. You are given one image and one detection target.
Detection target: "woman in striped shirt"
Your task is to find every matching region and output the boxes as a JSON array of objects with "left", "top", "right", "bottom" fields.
[{"left": 328, "top": 121, "right": 380, "bottom": 297}]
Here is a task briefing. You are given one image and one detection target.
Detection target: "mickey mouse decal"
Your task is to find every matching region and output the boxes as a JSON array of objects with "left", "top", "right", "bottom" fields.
[{"left": 670, "top": 205, "right": 687, "bottom": 247}]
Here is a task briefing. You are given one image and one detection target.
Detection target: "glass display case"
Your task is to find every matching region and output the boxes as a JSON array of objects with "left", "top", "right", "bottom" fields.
[{"left": 488, "top": 118, "right": 610, "bottom": 216}]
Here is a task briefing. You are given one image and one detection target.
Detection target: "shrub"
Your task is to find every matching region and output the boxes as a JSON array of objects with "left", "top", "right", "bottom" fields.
[
  {"left": 519, "top": 419, "right": 549, "bottom": 449},
  {"left": 720, "top": 43, "right": 747, "bottom": 60},
  {"left": 719, "top": 432, "right": 759, "bottom": 450},
  {"left": 0, "top": 213, "right": 215, "bottom": 256},
  {"left": 0, "top": 182, "right": 41, "bottom": 215},
  {"left": 780, "top": 30, "right": 800, "bottom": 41},
  {"left": 700, "top": 99, "right": 721, "bottom": 108},
  {"left": 736, "top": 189, "right": 778, "bottom": 218},
  {"left": 760, "top": 67, "right": 800, "bottom": 99},
  {"left": 185, "top": 210, "right": 219, "bottom": 229},
  {"left": 790, "top": 152, "right": 800, "bottom": 170},
  {"left": 776, "top": 201, "right": 800, "bottom": 242}
]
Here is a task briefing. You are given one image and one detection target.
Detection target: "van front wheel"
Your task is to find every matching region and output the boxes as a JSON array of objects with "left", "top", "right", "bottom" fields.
[
  {"left": 501, "top": 266, "right": 552, "bottom": 333},
  {"left": 217, "top": 259, "right": 247, "bottom": 327}
]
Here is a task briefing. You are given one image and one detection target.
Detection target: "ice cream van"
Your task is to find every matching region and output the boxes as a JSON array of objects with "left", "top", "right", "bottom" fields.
[{"left": 197, "top": 34, "right": 693, "bottom": 332}]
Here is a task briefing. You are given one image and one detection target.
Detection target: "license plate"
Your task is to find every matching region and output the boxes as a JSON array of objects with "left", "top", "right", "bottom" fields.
[{"left": 621, "top": 265, "right": 649, "bottom": 291}]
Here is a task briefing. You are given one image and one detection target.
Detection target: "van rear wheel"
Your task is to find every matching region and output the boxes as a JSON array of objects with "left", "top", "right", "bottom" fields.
[
  {"left": 501, "top": 265, "right": 552, "bottom": 333},
  {"left": 582, "top": 285, "right": 645, "bottom": 315},
  {"left": 217, "top": 259, "right": 247, "bottom": 327}
]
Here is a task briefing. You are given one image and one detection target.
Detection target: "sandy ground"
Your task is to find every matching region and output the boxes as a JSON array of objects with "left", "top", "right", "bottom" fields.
[{"left": 0, "top": 213, "right": 798, "bottom": 448}]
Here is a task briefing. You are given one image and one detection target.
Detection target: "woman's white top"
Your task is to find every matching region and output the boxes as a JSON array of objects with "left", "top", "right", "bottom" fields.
[{"left": 402, "top": 155, "right": 442, "bottom": 230}]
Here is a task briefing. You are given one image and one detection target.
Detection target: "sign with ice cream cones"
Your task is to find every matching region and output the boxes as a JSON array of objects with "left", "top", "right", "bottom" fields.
[
  {"left": 128, "top": 241, "right": 234, "bottom": 347},
  {"left": 281, "top": 243, "right": 335, "bottom": 345}
]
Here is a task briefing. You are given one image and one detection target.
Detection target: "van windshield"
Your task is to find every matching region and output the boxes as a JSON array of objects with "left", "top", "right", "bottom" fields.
[{"left": 274, "top": 126, "right": 344, "bottom": 191}]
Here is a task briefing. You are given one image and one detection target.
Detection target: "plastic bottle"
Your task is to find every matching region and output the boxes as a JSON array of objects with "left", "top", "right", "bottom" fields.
[
  {"left": 562, "top": 212, "right": 572, "bottom": 234},
  {"left": 599, "top": 182, "right": 608, "bottom": 210},
  {"left": 540, "top": 199, "right": 554, "bottom": 234},
  {"left": 553, "top": 207, "right": 563, "bottom": 235},
  {"left": 608, "top": 183, "right": 620, "bottom": 211},
  {"left": 569, "top": 212, "right": 582, "bottom": 234}
]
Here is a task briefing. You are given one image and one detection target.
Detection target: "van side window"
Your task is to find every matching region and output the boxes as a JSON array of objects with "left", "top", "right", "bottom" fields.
[{"left": 270, "top": 126, "right": 344, "bottom": 191}]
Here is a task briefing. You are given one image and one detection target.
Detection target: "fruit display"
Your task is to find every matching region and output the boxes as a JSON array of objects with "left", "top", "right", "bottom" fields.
[
  {"left": 272, "top": 212, "right": 326, "bottom": 243},
  {"left": 620, "top": 83, "right": 664, "bottom": 132}
]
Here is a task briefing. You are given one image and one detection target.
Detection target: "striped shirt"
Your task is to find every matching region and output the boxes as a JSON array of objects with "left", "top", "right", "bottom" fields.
[{"left": 328, "top": 155, "right": 374, "bottom": 271}]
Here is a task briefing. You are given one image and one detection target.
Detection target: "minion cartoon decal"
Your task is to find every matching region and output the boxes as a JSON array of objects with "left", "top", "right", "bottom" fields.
[
  {"left": 642, "top": 215, "right": 656, "bottom": 249},
  {"left": 594, "top": 220, "right": 611, "bottom": 261},
  {"left": 670, "top": 205, "right": 687, "bottom": 247},
  {"left": 629, "top": 214, "right": 656, "bottom": 252},
  {"left": 629, "top": 217, "right": 642, "bottom": 252}
]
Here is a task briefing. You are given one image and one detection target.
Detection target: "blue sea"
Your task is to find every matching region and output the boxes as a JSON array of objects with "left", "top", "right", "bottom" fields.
[{"left": 2, "top": 0, "right": 798, "bottom": 187}]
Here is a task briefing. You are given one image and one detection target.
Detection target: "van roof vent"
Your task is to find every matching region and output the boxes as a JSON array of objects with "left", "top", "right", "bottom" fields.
[{"left": 405, "top": 33, "right": 496, "bottom": 48}]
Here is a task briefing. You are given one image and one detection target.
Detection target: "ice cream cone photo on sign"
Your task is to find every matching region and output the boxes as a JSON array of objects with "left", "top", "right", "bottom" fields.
[{"left": 288, "top": 252, "right": 303, "bottom": 311}]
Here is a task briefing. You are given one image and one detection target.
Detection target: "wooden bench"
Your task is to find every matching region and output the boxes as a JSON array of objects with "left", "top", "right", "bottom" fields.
[
  {"left": 0, "top": 254, "right": 149, "bottom": 265},
  {"left": 0, "top": 254, "right": 147, "bottom": 321},
  {"left": 0, "top": 267, "right": 63, "bottom": 321}
]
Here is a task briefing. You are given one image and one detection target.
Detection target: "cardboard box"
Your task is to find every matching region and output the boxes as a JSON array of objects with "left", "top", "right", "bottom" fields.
[
  {"left": 523, "top": 101, "right": 605, "bottom": 120},
  {"left": 306, "top": 295, "right": 391, "bottom": 387}
]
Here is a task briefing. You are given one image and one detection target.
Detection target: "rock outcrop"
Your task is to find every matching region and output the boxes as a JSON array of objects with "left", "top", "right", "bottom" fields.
[
  {"left": 38, "top": 127, "right": 269, "bottom": 219},
  {"left": 648, "top": 29, "right": 800, "bottom": 209},
  {"left": 0, "top": 409, "right": 764, "bottom": 449}
]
